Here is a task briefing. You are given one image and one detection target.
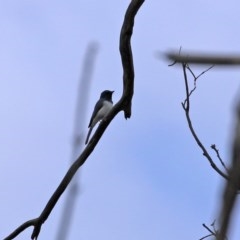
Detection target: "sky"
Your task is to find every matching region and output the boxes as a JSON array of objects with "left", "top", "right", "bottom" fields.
[{"left": 1, "top": 0, "right": 240, "bottom": 240}]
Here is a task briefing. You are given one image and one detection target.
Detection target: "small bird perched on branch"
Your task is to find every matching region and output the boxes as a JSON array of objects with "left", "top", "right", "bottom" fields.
[{"left": 85, "top": 90, "right": 114, "bottom": 144}]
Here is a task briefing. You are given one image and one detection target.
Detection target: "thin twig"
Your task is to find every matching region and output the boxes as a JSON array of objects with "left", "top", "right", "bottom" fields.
[
  {"left": 199, "top": 223, "right": 217, "bottom": 240},
  {"left": 203, "top": 223, "right": 216, "bottom": 235},
  {"left": 211, "top": 144, "right": 229, "bottom": 173},
  {"left": 199, "top": 233, "right": 213, "bottom": 240},
  {"left": 180, "top": 64, "right": 229, "bottom": 180},
  {"left": 184, "top": 64, "right": 214, "bottom": 105},
  {"left": 195, "top": 65, "right": 215, "bottom": 80},
  {"left": 182, "top": 63, "right": 190, "bottom": 111},
  {"left": 185, "top": 64, "right": 197, "bottom": 79},
  {"left": 168, "top": 46, "right": 182, "bottom": 66}
]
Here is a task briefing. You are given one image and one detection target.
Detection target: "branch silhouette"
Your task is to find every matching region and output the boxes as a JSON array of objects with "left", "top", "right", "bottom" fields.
[
  {"left": 174, "top": 62, "right": 229, "bottom": 180},
  {"left": 3, "top": 0, "right": 145, "bottom": 239},
  {"left": 167, "top": 51, "right": 240, "bottom": 240},
  {"left": 166, "top": 52, "right": 240, "bottom": 65}
]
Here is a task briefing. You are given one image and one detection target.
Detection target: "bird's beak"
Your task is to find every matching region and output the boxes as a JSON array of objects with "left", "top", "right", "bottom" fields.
[{"left": 111, "top": 91, "right": 114, "bottom": 94}]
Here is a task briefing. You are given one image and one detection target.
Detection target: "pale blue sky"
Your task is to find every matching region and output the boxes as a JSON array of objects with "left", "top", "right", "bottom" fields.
[{"left": 1, "top": 1, "right": 240, "bottom": 240}]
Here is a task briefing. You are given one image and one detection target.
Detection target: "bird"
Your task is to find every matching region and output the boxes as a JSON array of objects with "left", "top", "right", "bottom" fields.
[{"left": 85, "top": 90, "right": 114, "bottom": 144}]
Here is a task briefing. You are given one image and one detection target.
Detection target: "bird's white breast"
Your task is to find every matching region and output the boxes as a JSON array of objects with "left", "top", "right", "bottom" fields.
[
  {"left": 92, "top": 100, "right": 113, "bottom": 126},
  {"left": 98, "top": 100, "right": 113, "bottom": 117}
]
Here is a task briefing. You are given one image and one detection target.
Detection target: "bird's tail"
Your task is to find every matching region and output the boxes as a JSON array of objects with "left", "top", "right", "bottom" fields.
[{"left": 85, "top": 127, "right": 93, "bottom": 145}]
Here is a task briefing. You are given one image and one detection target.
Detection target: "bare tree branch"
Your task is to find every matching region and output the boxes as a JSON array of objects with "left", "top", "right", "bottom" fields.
[
  {"left": 168, "top": 46, "right": 182, "bottom": 67},
  {"left": 199, "top": 234, "right": 213, "bottom": 240},
  {"left": 199, "top": 224, "right": 215, "bottom": 240},
  {"left": 167, "top": 51, "right": 240, "bottom": 240},
  {"left": 211, "top": 144, "right": 229, "bottom": 173},
  {"left": 2, "top": 219, "right": 38, "bottom": 240},
  {"left": 120, "top": 0, "right": 144, "bottom": 119},
  {"left": 187, "top": 64, "right": 215, "bottom": 81},
  {"left": 199, "top": 222, "right": 220, "bottom": 240},
  {"left": 218, "top": 101, "right": 240, "bottom": 240},
  {"left": 3, "top": 1, "right": 145, "bottom": 239},
  {"left": 166, "top": 52, "right": 240, "bottom": 65},
  {"left": 180, "top": 63, "right": 229, "bottom": 180}
]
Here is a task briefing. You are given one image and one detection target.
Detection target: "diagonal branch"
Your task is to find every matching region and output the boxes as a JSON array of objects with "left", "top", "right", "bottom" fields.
[{"left": 3, "top": 1, "right": 145, "bottom": 239}]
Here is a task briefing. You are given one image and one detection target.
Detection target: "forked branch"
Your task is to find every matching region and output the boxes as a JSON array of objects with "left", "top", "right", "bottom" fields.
[
  {"left": 179, "top": 62, "right": 229, "bottom": 180},
  {"left": 199, "top": 222, "right": 218, "bottom": 240}
]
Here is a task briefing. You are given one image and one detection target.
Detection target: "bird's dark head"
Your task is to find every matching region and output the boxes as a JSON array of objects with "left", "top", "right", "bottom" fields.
[{"left": 100, "top": 90, "right": 114, "bottom": 101}]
